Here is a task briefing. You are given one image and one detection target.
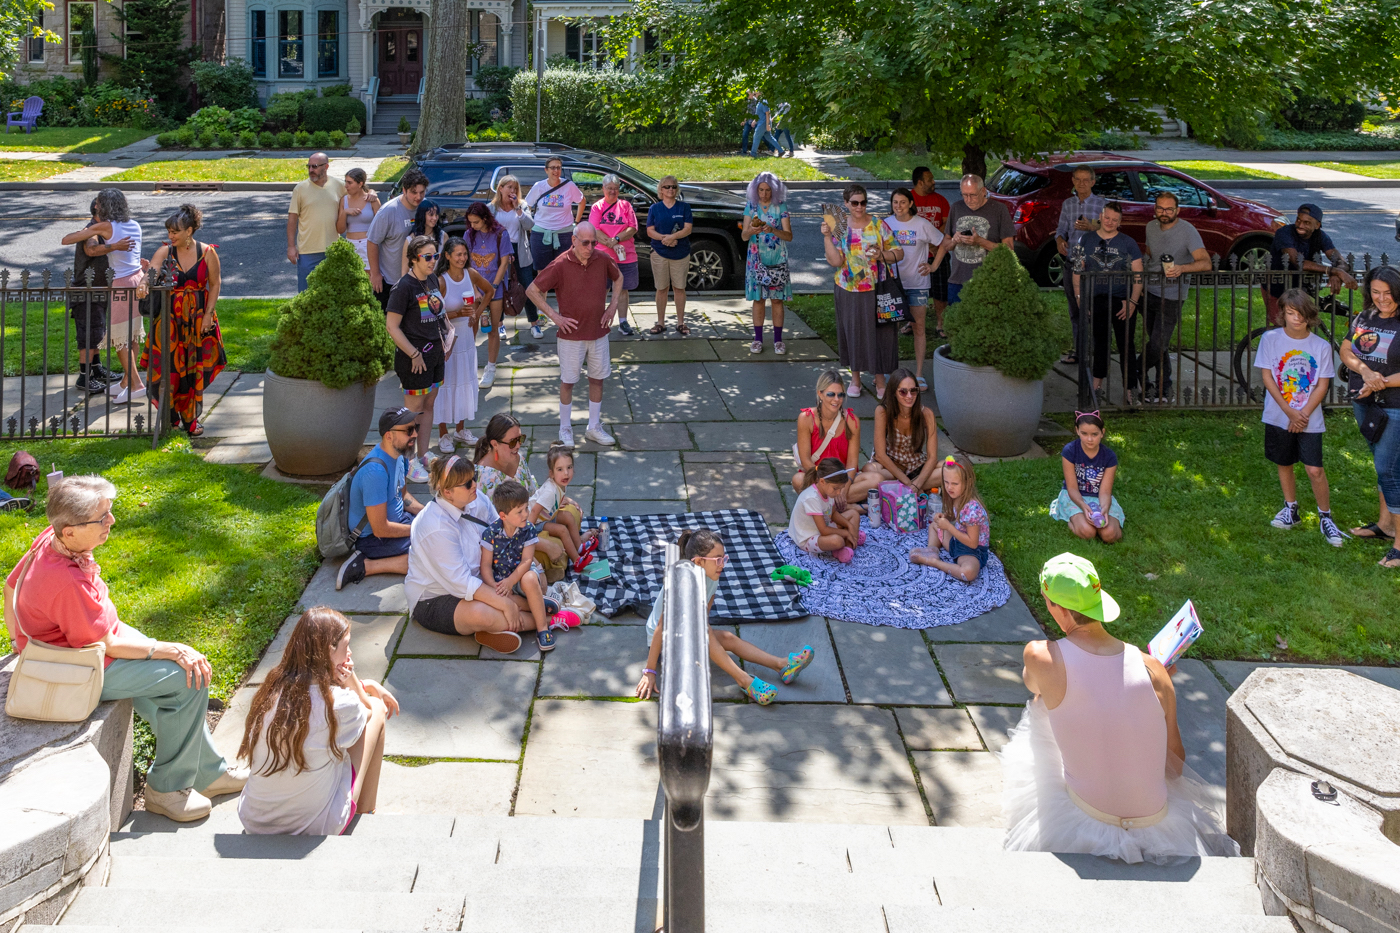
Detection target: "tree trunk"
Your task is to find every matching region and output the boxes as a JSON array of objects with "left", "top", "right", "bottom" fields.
[
  {"left": 960, "top": 142, "right": 987, "bottom": 181},
  {"left": 411, "top": 0, "right": 469, "bottom": 155}
]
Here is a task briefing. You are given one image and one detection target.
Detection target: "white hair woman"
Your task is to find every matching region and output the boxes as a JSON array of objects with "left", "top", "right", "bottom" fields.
[
  {"left": 743, "top": 171, "right": 794, "bottom": 355},
  {"left": 490, "top": 173, "right": 543, "bottom": 338},
  {"left": 587, "top": 173, "right": 639, "bottom": 336},
  {"left": 4, "top": 475, "right": 246, "bottom": 822}
]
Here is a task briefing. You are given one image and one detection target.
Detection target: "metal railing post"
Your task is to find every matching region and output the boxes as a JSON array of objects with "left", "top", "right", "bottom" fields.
[
  {"left": 658, "top": 543, "right": 712, "bottom": 933},
  {"left": 153, "top": 287, "right": 171, "bottom": 448},
  {"left": 1076, "top": 265, "right": 1095, "bottom": 411}
]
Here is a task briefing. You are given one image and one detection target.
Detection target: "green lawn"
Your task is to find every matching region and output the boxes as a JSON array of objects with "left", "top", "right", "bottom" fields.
[
  {"left": 104, "top": 158, "right": 306, "bottom": 182},
  {"left": 0, "top": 438, "right": 320, "bottom": 700},
  {"left": 1156, "top": 160, "right": 1290, "bottom": 181},
  {"left": 0, "top": 158, "right": 77, "bottom": 181},
  {"left": 0, "top": 127, "right": 154, "bottom": 154},
  {"left": 977, "top": 411, "right": 1399, "bottom": 666},
  {"left": 621, "top": 155, "right": 832, "bottom": 182},
  {"left": 845, "top": 152, "right": 1001, "bottom": 182},
  {"left": 1302, "top": 161, "right": 1400, "bottom": 180},
  {"left": 373, "top": 156, "right": 408, "bottom": 183}
]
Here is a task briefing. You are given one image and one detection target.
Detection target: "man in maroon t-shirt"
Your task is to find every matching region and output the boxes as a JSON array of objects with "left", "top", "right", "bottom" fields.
[
  {"left": 526, "top": 221, "right": 624, "bottom": 447},
  {"left": 912, "top": 167, "right": 952, "bottom": 332}
]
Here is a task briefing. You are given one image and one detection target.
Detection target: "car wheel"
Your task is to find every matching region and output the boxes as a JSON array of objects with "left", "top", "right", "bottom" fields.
[
  {"left": 686, "top": 239, "right": 731, "bottom": 291},
  {"left": 1033, "top": 247, "right": 1065, "bottom": 288},
  {"left": 1230, "top": 239, "right": 1272, "bottom": 272}
]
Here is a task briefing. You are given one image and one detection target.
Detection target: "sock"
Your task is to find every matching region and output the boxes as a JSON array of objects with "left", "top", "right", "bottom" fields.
[
  {"left": 1286, "top": 500, "right": 1298, "bottom": 511},
  {"left": 559, "top": 402, "right": 572, "bottom": 426},
  {"left": 774, "top": 326, "right": 783, "bottom": 344},
  {"left": 588, "top": 400, "right": 602, "bottom": 428},
  {"left": 1319, "top": 509, "right": 1332, "bottom": 518},
  {"left": 754, "top": 325, "right": 764, "bottom": 343}
]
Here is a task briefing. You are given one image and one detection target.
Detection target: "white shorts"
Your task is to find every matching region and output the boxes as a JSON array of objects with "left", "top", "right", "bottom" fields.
[{"left": 557, "top": 335, "right": 611, "bottom": 383}]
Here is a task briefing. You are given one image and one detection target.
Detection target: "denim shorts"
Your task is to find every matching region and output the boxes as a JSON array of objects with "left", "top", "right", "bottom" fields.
[
  {"left": 949, "top": 538, "right": 989, "bottom": 568},
  {"left": 905, "top": 288, "right": 930, "bottom": 308}
]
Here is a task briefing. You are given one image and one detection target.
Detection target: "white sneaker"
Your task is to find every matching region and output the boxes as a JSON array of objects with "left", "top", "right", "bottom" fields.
[
  {"left": 130, "top": 385, "right": 147, "bottom": 401},
  {"left": 110, "top": 386, "right": 130, "bottom": 405},
  {"left": 480, "top": 362, "right": 497, "bottom": 389},
  {"left": 144, "top": 786, "right": 212, "bottom": 822},
  {"left": 407, "top": 457, "right": 430, "bottom": 483},
  {"left": 774, "top": 341, "right": 787, "bottom": 355},
  {"left": 530, "top": 324, "right": 544, "bottom": 339},
  {"left": 585, "top": 424, "right": 616, "bottom": 446},
  {"left": 438, "top": 434, "right": 454, "bottom": 454},
  {"left": 750, "top": 340, "right": 763, "bottom": 354},
  {"left": 201, "top": 766, "right": 250, "bottom": 798},
  {"left": 559, "top": 424, "right": 575, "bottom": 446},
  {"left": 453, "top": 428, "right": 478, "bottom": 445}
]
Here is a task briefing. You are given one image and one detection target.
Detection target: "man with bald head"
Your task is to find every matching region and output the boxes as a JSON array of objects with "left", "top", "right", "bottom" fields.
[
  {"left": 932, "top": 174, "right": 1015, "bottom": 305},
  {"left": 526, "top": 221, "right": 624, "bottom": 446},
  {"left": 286, "top": 151, "right": 344, "bottom": 290}
]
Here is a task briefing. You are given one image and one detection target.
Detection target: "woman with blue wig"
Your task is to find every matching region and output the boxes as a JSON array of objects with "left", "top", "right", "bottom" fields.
[{"left": 742, "top": 171, "right": 794, "bottom": 355}]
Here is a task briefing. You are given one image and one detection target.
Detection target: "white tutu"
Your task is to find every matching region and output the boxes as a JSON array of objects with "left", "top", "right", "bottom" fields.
[
  {"left": 999, "top": 699, "right": 1239, "bottom": 864},
  {"left": 435, "top": 329, "right": 479, "bottom": 425}
]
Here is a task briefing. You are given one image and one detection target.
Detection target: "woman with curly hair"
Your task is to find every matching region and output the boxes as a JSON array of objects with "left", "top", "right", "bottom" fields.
[
  {"left": 237, "top": 607, "right": 399, "bottom": 835},
  {"left": 467, "top": 201, "right": 513, "bottom": 390}
]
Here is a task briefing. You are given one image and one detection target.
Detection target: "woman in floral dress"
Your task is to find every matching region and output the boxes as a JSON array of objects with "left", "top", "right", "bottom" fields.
[{"left": 742, "top": 171, "right": 794, "bottom": 356}]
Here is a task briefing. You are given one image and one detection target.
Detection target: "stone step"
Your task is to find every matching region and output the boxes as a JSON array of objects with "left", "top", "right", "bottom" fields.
[
  {"left": 58, "top": 889, "right": 465, "bottom": 930},
  {"left": 105, "top": 854, "right": 419, "bottom": 892}
]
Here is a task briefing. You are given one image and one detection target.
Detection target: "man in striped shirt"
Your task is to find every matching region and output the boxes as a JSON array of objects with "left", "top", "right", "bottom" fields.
[{"left": 1055, "top": 166, "right": 1105, "bottom": 362}]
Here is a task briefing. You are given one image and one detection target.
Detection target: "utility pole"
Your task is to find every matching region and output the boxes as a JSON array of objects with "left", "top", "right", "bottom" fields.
[{"left": 535, "top": 9, "right": 544, "bottom": 144}]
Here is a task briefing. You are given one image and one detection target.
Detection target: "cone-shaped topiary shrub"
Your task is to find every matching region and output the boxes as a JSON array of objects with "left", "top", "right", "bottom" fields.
[
  {"left": 269, "top": 239, "right": 394, "bottom": 389},
  {"left": 943, "top": 245, "right": 1071, "bottom": 382}
]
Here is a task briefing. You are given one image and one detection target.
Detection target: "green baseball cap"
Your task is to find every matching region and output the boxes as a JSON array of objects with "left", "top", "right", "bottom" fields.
[{"left": 1039, "top": 552, "right": 1120, "bottom": 622}]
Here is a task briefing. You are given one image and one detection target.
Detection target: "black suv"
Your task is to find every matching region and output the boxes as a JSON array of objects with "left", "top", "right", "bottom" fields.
[{"left": 392, "top": 142, "right": 748, "bottom": 290}]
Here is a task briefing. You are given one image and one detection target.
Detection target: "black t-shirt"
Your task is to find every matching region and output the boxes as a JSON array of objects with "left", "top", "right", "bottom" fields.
[
  {"left": 386, "top": 273, "right": 447, "bottom": 353},
  {"left": 70, "top": 237, "right": 110, "bottom": 311},
  {"left": 1269, "top": 224, "right": 1335, "bottom": 297},
  {"left": 1347, "top": 311, "right": 1400, "bottom": 407},
  {"left": 1073, "top": 232, "right": 1142, "bottom": 299}
]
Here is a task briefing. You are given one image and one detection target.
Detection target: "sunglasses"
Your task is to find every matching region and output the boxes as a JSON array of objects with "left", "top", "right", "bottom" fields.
[
  {"left": 897, "top": 387, "right": 919, "bottom": 397},
  {"left": 417, "top": 253, "right": 438, "bottom": 262},
  {"left": 498, "top": 435, "right": 524, "bottom": 449},
  {"left": 576, "top": 239, "right": 596, "bottom": 246},
  {"left": 307, "top": 162, "right": 327, "bottom": 169},
  {"left": 696, "top": 553, "right": 729, "bottom": 568},
  {"left": 660, "top": 184, "right": 678, "bottom": 190},
  {"left": 450, "top": 478, "right": 477, "bottom": 491},
  {"left": 847, "top": 199, "right": 867, "bottom": 207},
  {"left": 820, "top": 390, "right": 842, "bottom": 399}
]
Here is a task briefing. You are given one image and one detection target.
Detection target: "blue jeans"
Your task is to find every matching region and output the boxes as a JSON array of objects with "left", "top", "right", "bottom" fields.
[
  {"left": 515, "top": 257, "right": 538, "bottom": 323},
  {"left": 530, "top": 231, "right": 573, "bottom": 273},
  {"left": 741, "top": 120, "right": 755, "bottom": 153},
  {"left": 946, "top": 282, "right": 963, "bottom": 305},
  {"left": 750, "top": 130, "right": 780, "bottom": 158},
  {"left": 774, "top": 128, "right": 796, "bottom": 154},
  {"left": 1355, "top": 402, "right": 1400, "bottom": 514},
  {"left": 296, "top": 251, "right": 326, "bottom": 291}
]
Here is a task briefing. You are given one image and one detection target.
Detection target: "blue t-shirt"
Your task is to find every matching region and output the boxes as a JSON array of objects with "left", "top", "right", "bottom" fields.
[
  {"left": 1268, "top": 224, "right": 1335, "bottom": 296},
  {"left": 348, "top": 446, "right": 406, "bottom": 532},
  {"left": 1060, "top": 438, "right": 1118, "bottom": 498},
  {"left": 647, "top": 201, "right": 693, "bottom": 259},
  {"left": 1072, "top": 232, "right": 1142, "bottom": 299}
]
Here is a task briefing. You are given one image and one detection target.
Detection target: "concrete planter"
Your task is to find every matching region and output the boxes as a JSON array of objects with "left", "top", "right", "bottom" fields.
[
  {"left": 346, "top": 133, "right": 361, "bottom": 146},
  {"left": 263, "top": 370, "right": 378, "bottom": 476},
  {"left": 398, "top": 132, "right": 412, "bottom": 146},
  {"left": 932, "top": 344, "right": 1044, "bottom": 458}
]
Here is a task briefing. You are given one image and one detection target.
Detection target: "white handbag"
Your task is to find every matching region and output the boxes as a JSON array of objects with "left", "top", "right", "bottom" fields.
[{"left": 4, "top": 548, "right": 106, "bottom": 723}]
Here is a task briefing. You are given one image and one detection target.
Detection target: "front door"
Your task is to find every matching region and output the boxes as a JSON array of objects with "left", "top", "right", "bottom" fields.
[{"left": 377, "top": 16, "right": 422, "bottom": 96}]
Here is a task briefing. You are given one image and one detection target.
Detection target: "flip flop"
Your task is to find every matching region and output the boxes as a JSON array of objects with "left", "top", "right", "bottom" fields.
[
  {"left": 1381, "top": 548, "right": 1400, "bottom": 569},
  {"left": 1352, "top": 522, "right": 1395, "bottom": 541}
]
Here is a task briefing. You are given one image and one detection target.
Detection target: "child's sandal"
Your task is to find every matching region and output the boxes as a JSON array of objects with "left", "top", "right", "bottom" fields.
[
  {"left": 744, "top": 677, "right": 777, "bottom": 705},
  {"left": 780, "top": 646, "right": 814, "bottom": 685},
  {"left": 536, "top": 630, "right": 557, "bottom": 652},
  {"left": 543, "top": 596, "right": 561, "bottom": 615},
  {"left": 834, "top": 547, "right": 854, "bottom": 564}
]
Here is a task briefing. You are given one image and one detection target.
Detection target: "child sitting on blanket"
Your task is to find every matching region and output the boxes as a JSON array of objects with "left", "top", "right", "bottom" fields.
[
  {"left": 481, "top": 480, "right": 563, "bottom": 653},
  {"left": 528, "top": 445, "right": 596, "bottom": 562},
  {"left": 911, "top": 455, "right": 989, "bottom": 583},
  {"left": 786, "top": 457, "right": 865, "bottom": 564},
  {"left": 635, "top": 528, "right": 814, "bottom": 706},
  {"left": 1049, "top": 410, "right": 1124, "bottom": 544}
]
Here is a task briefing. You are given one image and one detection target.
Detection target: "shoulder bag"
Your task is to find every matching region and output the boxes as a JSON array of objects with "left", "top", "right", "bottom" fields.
[
  {"left": 792, "top": 409, "right": 846, "bottom": 469},
  {"left": 1356, "top": 399, "right": 1389, "bottom": 445},
  {"left": 875, "top": 260, "right": 908, "bottom": 325},
  {"left": 4, "top": 547, "right": 106, "bottom": 722}
]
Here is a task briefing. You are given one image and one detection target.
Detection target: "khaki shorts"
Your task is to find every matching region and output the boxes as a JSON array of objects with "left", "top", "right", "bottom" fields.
[{"left": 650, "top": 252, "right": 690, "bottom": 291}]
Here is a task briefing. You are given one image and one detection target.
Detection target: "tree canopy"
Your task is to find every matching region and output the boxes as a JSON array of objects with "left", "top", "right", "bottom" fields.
[{"left": 0, "top": 0, "right": 59, "bottom": 79}]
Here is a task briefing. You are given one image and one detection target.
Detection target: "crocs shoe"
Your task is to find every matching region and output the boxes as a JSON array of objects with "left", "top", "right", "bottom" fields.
[
  {"left": 780, "top": 646, "right": 814, "bottom": 685},
  {"left": 537, "top": 630, "right": 557, "bottom": 652},
  {"left": 543, "top": 596, "right": 561, "bottom": 615},
  {"left": 744, "top": 676, "right": 777, "bottom": 705},
  {"left": 549, "top": 610, "right": 583, "bottom": 631},
  {"left": 856, "top": 530, "right": 867, "bottom": 546},
  {"left": 834, "top": 547, "right": 854, "bottom": 563}
]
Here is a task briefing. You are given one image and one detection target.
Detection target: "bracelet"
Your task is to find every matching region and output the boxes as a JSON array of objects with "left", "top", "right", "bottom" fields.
[
  {"left": 643, "top": 668, "right": 657, "bottom": 677},
  {"left": 145, "top": 641, "right": 157, "bottom": 660}
]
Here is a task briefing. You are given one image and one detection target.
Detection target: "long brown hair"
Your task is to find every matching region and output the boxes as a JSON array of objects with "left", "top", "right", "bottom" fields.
[
  {"left": 881, "top": 367, "right": 927, "bottom": 456},
  {"left": 939, "top": 455, "right": 981, "bottom": 524},
  {"left": 238, "top": 607, "right": 351, "bottom": 776},
  {"left": 474, "top": 413, "right": 521, "bottom": 463}
]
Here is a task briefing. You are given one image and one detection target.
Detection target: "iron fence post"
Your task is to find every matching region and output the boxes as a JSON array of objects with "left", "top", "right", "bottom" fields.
[{"left": 154, "top": 287, "right": 171, "bottom": 448}]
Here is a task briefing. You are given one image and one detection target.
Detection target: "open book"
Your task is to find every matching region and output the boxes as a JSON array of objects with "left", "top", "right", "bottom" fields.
[{"left": 1148, "top": 600, "right": 1202, "bottom": 667}]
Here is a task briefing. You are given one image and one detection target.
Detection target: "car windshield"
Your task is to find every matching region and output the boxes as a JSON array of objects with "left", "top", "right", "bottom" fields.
[{"left": 987, "top": 167, "right": 1047, "bottom": 197}]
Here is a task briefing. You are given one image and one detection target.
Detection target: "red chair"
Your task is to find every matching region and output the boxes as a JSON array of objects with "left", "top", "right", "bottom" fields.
[{"left": 6, "top": 97, "right": 43, "bottom": 134}]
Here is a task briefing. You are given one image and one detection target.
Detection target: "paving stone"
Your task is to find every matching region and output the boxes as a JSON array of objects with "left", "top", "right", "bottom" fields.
[
  {"left": 594, "top": 451, "right": 686, "bottom": 499},
  {"left": 1171, "top": 658, "right": 1229, "bottom": 795},
  {"left": 511, "top": 367, "right": 632, "bottom": 425},
  {"left": 377, "top": 760, "right": 517, "bottom": 816},
  {"left": 625, "top": 307, "right": 725, "bottom": 340},
  {"left": 967, "top": 705, "right": 1024, "bottom": 753},
  {"left": 612, "top": 422, "right": 694, "bottom": 450},
  {"left": 687, "top": 420, "right": 796, "bottom": 452},
  {"left": 395, "top": 618, "right": 482, "bottom": 657},
  {"left": 210, "top": 685, "right": 258, "bottom": 762},
  {"left": 611, "top": 339, "right": 719, "bottom": 362},
  {"left": 683, "top": 460, "right": 787, "bottom": 524},
  {"left": 617, "top": 363, "right": 727, "bottom": 423},
  {"left": 681, "top": 450, "right": 769, "bottom": 463},
  {"left": 594, "top": 499, "right": 689, "bottom": 516},
  {"left": 514, "top": 699, "right": 662, "bottom": 819},
  {"left": 912, "top": 751, "right": 1004, "bottom": 828},
  {"left": 526, "top": 450, "right": 595, "bottom": 486},
  {"left": 536, "top": 623, "right": 745, "bottom": 700},
  {"left": 382, "top": 659, "right": 538, "bottom": 760},
  {"left": 249, "top": 613, "right": 403, "bottom": 684},
  {"left": 828, "top": 621, "right": 952, "bottom": 706},
  {"left": 895, "top": 708, "right": 984, "bottom": 751},
  {"left": 262, "top": 460, "right": 351, "bottom": 484},
  {"left": 703, "top": 308, "right": 818, "bottom": 340},
  {"left": 710, "top": 339, "right": 835, "bottom": 362},
  {"left": 300, "top": 559, "right": 407, "bottom": 613},
  {"left": 569, "top": 485, "right": 594, "bottom": 516},
  {"left": 932, "top": 644, "right": 1032, "bottom": 705},
  {"left": 1210, "top": 660, "right": 1400, "bottom": 693},
  {"left": 734, "top": 616, "right": 845, "bottom": 703},
  {"left": 598, "top": 610, "right": 647, "bottom": 625},
  {"left": 706, "top": 361, "right": 845, "bottom": 420},
  {"left": 203, "top": 437, "right": 272, "bottom": 464},
  {"left": 924, "top": 590, "right": 1044, "bottom": 643},
  {"left": 198, "top": 372, "right": 263, "bottom": 437}
]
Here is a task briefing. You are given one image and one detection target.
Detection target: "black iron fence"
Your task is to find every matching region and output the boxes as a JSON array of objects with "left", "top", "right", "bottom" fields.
[
  {"left": 0, "top": 269, "right": 177, "bottom": 447},
  {"left": 1074, "top": 252, "right": 1396, "bottom": 412}
]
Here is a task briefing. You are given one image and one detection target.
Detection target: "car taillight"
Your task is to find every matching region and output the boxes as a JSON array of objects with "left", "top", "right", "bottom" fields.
[{"left": 1012, "top": 200, "right": 1049, "bottom": 225}]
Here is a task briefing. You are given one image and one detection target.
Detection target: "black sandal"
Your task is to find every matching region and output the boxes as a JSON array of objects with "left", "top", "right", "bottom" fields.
[
  {"left": 1352, "top": 522, "right": 1395, "bottom": 540},
  {"left": 1381, "top": 547, "right": 1400, "bottom": 569},
  {"left": 677, "top": 323, "right": 691, "bottom": 336},
  {"left": 648, "top": 322, "right": 666, "bottom": 335}
]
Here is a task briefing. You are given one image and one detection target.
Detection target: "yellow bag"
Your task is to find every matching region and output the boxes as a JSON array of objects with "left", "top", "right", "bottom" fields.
[{"left": 4, "top": 549, "right": 105, "bottom": 722}]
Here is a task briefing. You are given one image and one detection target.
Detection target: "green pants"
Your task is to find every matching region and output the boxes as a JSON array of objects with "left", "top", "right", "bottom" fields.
[{"left": 101, "top": 658, "right": 228, "bottom": 794}]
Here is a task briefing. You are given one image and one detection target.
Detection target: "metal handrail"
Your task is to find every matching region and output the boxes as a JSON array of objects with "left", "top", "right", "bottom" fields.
[
  {"left": 657, "top": 544, "right": 713, "bottom": 933},
  {"left": 363, "top": 77, "right": 379, "bottom": 135},
  {"left": 417, "top": 75, "right": 426, "bottom": 105}
]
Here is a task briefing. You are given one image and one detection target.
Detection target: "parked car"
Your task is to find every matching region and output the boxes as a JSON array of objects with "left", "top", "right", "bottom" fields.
[
  {"left": 391, "top": 143, "right": 748, "bottom": 290},
  {"left": 984, "top": 152, "right": 1286, "bottom": 286}
]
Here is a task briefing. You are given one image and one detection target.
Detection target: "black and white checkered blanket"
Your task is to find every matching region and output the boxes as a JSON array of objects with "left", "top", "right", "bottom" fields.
[{"left": 578, "top": 509, "right": 806, "bottom": 621}]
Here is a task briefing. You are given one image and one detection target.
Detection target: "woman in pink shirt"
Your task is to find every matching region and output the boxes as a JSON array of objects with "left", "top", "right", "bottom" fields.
[
  {"left": 4, "top": 476, "right": 246, "bottom": 822},
  {"left": 587, "top": 175, "right": 639, "bottom": 336}
]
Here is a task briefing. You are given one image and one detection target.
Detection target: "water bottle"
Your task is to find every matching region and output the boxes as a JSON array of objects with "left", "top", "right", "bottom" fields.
[
  {"left": 597, "top": 517, "right": 610, "bottom": 554},
  {"left": 866, "top": 490, "right": 881, "bottom": 528}
]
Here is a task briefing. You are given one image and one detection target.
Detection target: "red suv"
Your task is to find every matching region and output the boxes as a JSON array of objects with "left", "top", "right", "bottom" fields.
[{"left": 985, "top": 152, "right": 1286, "bottom": 286}]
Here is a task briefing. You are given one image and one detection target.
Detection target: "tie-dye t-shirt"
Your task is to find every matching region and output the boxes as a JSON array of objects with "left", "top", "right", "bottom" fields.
[
  {"left": 1254, "top": 328, "right": 1336, "bottom": 433},
  {"left": 835, "top": 217, "right": 890, "bottom": 293}
]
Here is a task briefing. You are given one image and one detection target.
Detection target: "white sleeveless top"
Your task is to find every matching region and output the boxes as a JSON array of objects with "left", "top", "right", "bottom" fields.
[
  {"left": 107, "top": 220, "right": 142, "bottom": 278},
  {"left": 441, "top": 268, "right": 475, "bottom": 314}
]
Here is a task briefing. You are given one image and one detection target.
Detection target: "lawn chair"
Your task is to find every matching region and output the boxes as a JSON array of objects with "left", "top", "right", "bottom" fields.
[{"left": 6, "top": 97, "right": 43, "bottom": 134}]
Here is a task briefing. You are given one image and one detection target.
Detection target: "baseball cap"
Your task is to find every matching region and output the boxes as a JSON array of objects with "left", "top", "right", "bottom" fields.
[
  {"left": 378, "top": 407, "right": 418, "bottom": 436},
  {"left": 1297, "top": 203, "right": 1324, "bottom": 224},
  {"left": 1039, "top": 552, "right": 1120, "bottom": 622}
]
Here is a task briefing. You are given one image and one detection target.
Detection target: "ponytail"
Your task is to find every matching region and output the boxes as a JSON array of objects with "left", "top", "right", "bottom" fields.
[
  {"left": 678, "top": 528, "right": 723, "bottom": 560},
  {"left": 475, "top": 413, "right": 521, "bottom": 463},
  {"left": 164, "top": 202, "right": 203, "bottom": 234},
  {"left": 804, "top": 456, "right": 851, "bottom": 490}
]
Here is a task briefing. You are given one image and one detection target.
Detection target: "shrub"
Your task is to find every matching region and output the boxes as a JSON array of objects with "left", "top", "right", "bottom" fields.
[
  {"left": 294, "top": 129, "right": 311, "bottom": 146},
  {"left": 176, "top": 125, "right": 196, "bottom": 146},
  {"left": 258, "top": 130, "right": 275, "bottom": 148},
  {"left": 80, "top": 82, "right": 161, "bottom": 129},
  {"left": 398, "top": 116, "right": 411, "bottom": 133},
  {"left": 111, "top": 0, "right": 195, "bottom": 116},
  {"left": 475, "top": 65, "right": 518, "bottom": 115},
  {"left": 329, "top": 130, "right": 347, "bottom": 148},
  {"left": 215, "top": 129, "right": 236, "bottom": 148},
  {"left": 156, "top": 132, "right": 176, "bottom": 147},
  {"left": 346, "top": 116, "right": 361, "bottom": 134},
  {"left": 264, "top": 92, "right": 304, "bottom": 132},
  {"left": 191, "top": 59, "right": 259, "bottom": 110},
  {"left": 301, "top": 96, "right": 366, "bottom": 133},
  {"left": 320, "top": 83, "right": 351, "bottom": 97},
  {"left": 0, "top": 76, "right": 85, "bottom": 126},
  {"left": 1281, "top": 94, "right": 1367, "bottom": 133},
  {"left": 237, "top": 129, "right": 258, "bottom": 147},
  {"left": 944, "top": 246, "right": 1070, "bottom": 381},
  {"left": 197, "top": 128, "right": 215, "bottom": 148},
  {"left": 229, "top": 107, "right": 264, "bottom": 135},
  {"left": 79, "top": 20, "right": 99, "bottom": 88},
  {"left": 464, "top": 97, "right": 491, "bottom": 129},
  {"left": 311, "top": 129, "right": 331, "bottom": 148},
  {"left": 187, "top": 106, "right": 233, "bottom": 133},
  {"left": 276, "top": 130, "right": 295, "bottom": 148},
  {"left": 269, "top": 239, "right": 394, "bottom": 389}
]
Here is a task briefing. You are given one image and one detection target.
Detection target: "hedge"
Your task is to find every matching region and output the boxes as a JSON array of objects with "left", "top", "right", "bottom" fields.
[
  {"left": 302, "top": 96, "right": 367, "bottom": 134},
  {"left": 509, "top": 69, "right": 737, "bottom": 152}
]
